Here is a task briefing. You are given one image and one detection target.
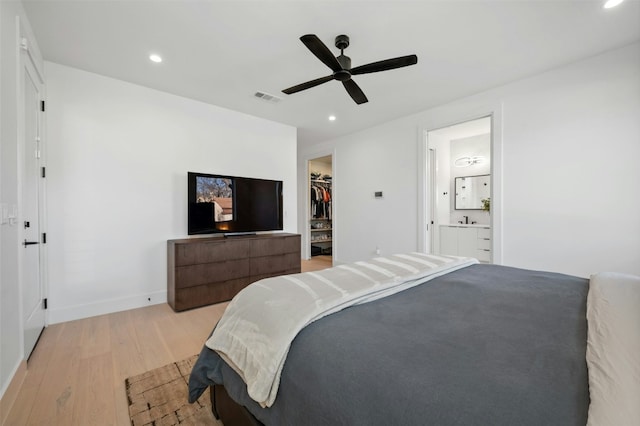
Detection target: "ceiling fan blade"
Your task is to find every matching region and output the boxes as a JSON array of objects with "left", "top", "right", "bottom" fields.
[
  {"left": 351, "top": 54, "right": 418, "bottom": 75},
  {"left": 342, "top": 79, "right": 368, "bottom": 105},
  {"left": 300, "top": 34, "right": 342, "bottom": 73},
  {"left": 282, "top": 75, "right": 334, "bottom": 95}
]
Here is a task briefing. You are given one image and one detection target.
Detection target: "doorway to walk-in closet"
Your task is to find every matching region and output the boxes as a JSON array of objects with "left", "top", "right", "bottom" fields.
[
  {"left": 426, "top": 116, "right": 493, "bottom": 263},
  {"left": 308, "top": 155, "right": 333, "bottom": 266}
]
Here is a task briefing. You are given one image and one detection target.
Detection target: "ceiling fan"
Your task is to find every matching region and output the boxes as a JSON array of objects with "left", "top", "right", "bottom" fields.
[{"left": 282, "top": 34, "right": 418, "bottom": 105}]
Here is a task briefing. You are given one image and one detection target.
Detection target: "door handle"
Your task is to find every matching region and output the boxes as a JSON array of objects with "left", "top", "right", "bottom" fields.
[{"left": 23, "top": 240, "right": 39, "bottom": 246}]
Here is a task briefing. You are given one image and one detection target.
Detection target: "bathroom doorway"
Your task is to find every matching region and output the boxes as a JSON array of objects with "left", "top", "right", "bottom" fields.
[{"left": 425, "top": 116, "right": 493, "bottom": 262}]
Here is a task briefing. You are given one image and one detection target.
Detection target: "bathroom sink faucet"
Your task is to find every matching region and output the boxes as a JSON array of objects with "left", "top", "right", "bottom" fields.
[{"left": 463, "top": 216, "right": 469, "bottom": 224}]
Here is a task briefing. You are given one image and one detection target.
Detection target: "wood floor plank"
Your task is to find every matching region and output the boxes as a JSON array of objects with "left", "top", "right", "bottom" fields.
[
  {"left": 16, "top": 320, "right": 84, "bottom": 425},
  {"left": 71, "top": 353, "right": 116, "bottom": 426},
  {"left": 4, "top": 323, "right": 64, "bottom": 425},
  {"left": 109, "top": 309, "right": 147, "bottom": 379},
  {"left": 109, "top": 309, "right": 154, "bottom": 426},
  {"left": 78, "top": 314, "right": 112, "bottom": 359},
  {"left": 127, "top": 306, "right": 177, "bottom": 372}
]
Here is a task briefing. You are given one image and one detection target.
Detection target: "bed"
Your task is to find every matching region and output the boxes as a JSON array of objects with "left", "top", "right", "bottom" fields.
[{"left": 188, "top": 253, "right": 639, "bottom": 426}]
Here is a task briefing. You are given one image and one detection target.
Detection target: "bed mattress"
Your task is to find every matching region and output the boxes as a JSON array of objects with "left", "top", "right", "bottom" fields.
[{"left": 189, "top": 263, "right": 589, "bottom": 425}]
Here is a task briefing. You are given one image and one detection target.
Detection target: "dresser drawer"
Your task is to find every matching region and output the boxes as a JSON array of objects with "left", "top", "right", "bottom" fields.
[
  {"left": 174, "top": 240, "right": 251, "bottom": 266},
  {"left": 175, "top": 259, "right": 251, "bottom": 288}
]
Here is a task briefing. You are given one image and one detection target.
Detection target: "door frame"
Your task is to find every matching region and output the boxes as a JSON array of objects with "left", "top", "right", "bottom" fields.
[
  {"left": 418, "top": 105, "right": 503, "bottom": 264},
  {"left": 17, "top": 16, "right": 48, "bottom": 360},
  {"left": 426, "top": 146, "right": 437, "bottom": 254},
  {"left": 300, "top": 148, "right": 336, "bottom": 262}
]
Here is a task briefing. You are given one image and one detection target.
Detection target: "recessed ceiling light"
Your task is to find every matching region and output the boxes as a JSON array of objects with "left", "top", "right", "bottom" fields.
[
  {"left": 149, "top": 54, "right": 162, "bottom": 63},
  {"left": 603, "top": 0, "right": 624, "bottom": 8},
  {"left": 328, "top": 115, "right": 336, "bottom": 121}
]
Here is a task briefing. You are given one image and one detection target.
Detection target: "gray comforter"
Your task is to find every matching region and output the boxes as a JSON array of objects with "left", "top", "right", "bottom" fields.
[{"left": 189, "top": 264, "right": 589, "bottom": 425}]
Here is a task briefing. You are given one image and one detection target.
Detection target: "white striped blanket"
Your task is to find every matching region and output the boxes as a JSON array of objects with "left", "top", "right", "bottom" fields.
[{"left": 206, "top": 252, "right": 478, "bottom": 407}]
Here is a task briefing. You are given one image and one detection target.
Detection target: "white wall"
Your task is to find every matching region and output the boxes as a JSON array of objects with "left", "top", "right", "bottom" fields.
[
  {"left": 299, "top": 42, "right": 640, "bottom": 278},
  {"left": 309, "top": 158, "right": 332, "bottom": 179},
  {"left": 498, "top": 43, "right": 639, "bottom": 276},
  {"left": 306, "top": 119, "right": 420, "bottom": 260},
  {"left": 45, "top": 62, "right": 297, "bottom": 324}
]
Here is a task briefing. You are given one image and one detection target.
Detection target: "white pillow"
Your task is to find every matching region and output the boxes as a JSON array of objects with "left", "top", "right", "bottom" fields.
[{"left": 586, "top": 272, "right": 640, "bottom": 426}]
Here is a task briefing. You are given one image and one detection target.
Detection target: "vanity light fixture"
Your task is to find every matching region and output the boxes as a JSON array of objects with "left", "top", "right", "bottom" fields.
[
  {"left": 149, "top": 54, "right": 163, "bottom": 63},
  {"left": 328, "top": 115, "right": 336, "bottom": 121},
  {"left": 454, "top": 156, "right": 485, "bottom": 167},
  {"left": 603, "top": 0, "right": 624, "bottom": 8}
]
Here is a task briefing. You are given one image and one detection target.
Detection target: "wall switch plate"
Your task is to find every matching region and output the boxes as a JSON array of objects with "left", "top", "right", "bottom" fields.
[
  {"left": 1, "top": 203, "right": 8, "bottom": 224},
  {"left": 8, "top": 204, "right": 18, "bottom": 226}
]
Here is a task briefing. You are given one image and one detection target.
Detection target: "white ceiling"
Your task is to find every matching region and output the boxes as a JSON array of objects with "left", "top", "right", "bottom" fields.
[{"left": 22, "top": 0, "right": 640, "bottom": 148}]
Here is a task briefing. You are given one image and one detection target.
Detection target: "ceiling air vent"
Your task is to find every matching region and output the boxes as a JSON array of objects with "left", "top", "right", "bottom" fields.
[{"left": 254, "top": 91, "right": 282, "bottom": 104}]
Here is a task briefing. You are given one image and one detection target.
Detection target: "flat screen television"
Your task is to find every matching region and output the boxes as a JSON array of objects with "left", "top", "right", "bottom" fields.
[{"left": 187, "top": 171, "right": 283, "bottom": 235}]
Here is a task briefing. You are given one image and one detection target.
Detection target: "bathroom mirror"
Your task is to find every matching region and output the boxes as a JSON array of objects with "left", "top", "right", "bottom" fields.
[{"left": 455, "top": 174, "right": 490, "bottom": 210}]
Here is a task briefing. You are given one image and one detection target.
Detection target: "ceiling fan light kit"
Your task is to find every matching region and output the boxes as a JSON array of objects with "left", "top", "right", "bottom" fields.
[{"left": 282, "top": 34, "right": 418, "bottom": 105}]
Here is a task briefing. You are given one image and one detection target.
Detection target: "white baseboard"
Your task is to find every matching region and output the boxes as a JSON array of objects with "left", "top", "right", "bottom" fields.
[
  {"left": 48, "top": 290, "right": 167, "bottom": 324},
  {"left": 1, "top": 359, "right": 27, "bottom": 425}
]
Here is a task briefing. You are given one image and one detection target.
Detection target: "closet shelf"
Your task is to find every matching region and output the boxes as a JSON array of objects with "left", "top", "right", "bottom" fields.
[{"left": 311, "top": 228, "right": 332, "bottom": 232}]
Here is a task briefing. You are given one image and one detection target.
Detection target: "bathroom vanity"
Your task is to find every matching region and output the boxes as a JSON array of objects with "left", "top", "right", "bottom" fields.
[{"left": 439, "top": 224, "right": 491, "bottom": 262}]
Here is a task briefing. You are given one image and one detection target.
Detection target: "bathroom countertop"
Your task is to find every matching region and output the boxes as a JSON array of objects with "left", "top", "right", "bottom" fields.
[{"left": 441, "top": 223, "right": 490, "bottom": 228}]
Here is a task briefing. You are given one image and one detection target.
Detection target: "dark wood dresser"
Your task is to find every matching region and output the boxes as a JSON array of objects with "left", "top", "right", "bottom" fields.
[{"left": 167, "top": 233, "right": 301, "bottom": 311}]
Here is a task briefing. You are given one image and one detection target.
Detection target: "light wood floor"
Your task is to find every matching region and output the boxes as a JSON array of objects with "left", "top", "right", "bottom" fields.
[{"left": 3, "top": 257, "right": 331, "bottom": 425}]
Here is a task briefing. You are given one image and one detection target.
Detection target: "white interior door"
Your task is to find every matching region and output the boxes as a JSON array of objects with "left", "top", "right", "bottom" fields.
[{"left": 22, "top": 45, "right": 46, "bottom": 360}]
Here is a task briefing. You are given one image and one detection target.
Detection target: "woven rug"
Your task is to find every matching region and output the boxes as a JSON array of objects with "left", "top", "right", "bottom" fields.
[{"left": 125, "top": 355, "right": 222, "bottom": 426}]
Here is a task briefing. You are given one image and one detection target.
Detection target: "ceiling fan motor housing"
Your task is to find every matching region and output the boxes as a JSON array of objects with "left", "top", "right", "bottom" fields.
[
  {"left": 335, "top": 34, "right": 350, "bottom": 50},
  {"left": 333, "top": 67, "right": 351, "bottom": 81},
  {"left": 335, "top": 35, "right": 352, "bottom": 80},
  {"left": 337, "top": 55, "right": 351, "bottom": 69}
]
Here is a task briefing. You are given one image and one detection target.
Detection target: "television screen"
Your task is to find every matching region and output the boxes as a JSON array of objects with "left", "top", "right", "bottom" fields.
[{"left": 188, "top": 172, "right": 283, "bottom": 235}]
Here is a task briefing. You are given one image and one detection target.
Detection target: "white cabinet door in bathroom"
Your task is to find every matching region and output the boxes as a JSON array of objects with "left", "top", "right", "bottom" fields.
[
  {"left": 440, "top": 226, "right": 458, "bottom": 256},
  {"left": 457, "top": 227, "right": 478, "bottom": 258}
]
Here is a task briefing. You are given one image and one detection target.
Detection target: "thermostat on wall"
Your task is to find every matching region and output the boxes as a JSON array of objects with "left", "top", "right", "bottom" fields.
[{"left": 374, "top": 191, "right": 383, "bottom": 198}]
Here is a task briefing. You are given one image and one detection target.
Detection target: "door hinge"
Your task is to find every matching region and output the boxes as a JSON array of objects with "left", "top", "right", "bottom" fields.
[
  {"left": 42, "top": 167, "right": 46, "bottom": 178},
  {"left": 42, "top": 233, "right": 47, "bottom": 244},
  {"left": 43, "top": 298, "right": 48, "bottom": 310},
  {"left": 40, "top": 100, "right": 45, "bottom": 112}
]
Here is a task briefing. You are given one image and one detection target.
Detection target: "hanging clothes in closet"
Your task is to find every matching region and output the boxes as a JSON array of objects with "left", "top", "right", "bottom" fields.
[{"left": 310, "top": 180, "right": 332, "bottom": 219}]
